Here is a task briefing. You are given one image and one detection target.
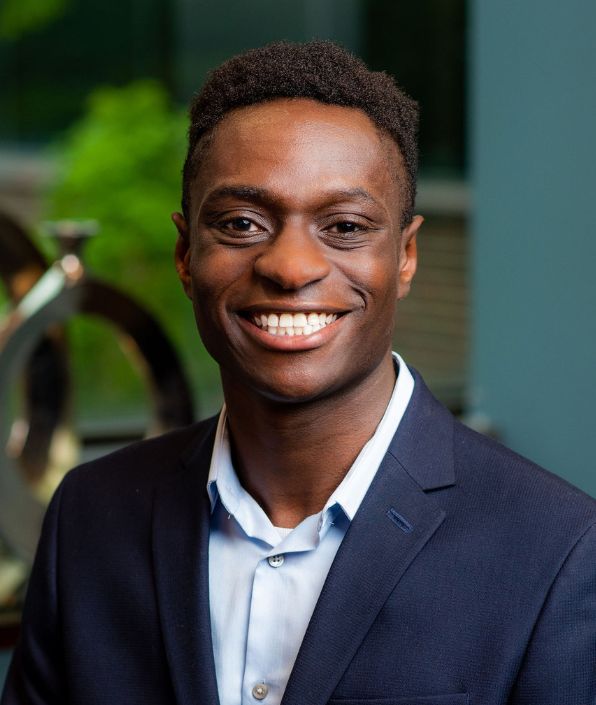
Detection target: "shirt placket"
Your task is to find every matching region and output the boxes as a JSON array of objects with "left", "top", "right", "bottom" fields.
[{"left": 242, "top": 549, "right": 290, "bottom": 705}]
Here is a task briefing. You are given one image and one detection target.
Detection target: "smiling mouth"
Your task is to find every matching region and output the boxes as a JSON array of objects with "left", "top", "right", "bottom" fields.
[{"left": 247, "top": 311, "right": 339, "bottom": 337}]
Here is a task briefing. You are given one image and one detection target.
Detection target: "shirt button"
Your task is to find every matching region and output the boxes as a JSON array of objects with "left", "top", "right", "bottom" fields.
[
  {"left": 267, "top": 554, "right": 284, "bottom": 568},
  {"left": 252, "top": 683, "right": 269, "bottom": 700}
]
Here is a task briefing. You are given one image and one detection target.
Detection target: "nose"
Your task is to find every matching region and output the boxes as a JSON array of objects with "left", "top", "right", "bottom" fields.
[{"left": 253, "top": 224, "right": 331, "bottom": 290}]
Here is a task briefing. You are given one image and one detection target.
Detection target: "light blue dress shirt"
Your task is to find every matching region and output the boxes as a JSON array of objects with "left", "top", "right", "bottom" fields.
[{"left": 207, "top": 353, "right": 414, "bottom": 705}]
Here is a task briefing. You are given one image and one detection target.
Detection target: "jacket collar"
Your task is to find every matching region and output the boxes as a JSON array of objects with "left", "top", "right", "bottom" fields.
[{"left": 388, "top": 367, "right": 456, "bottom": 491}]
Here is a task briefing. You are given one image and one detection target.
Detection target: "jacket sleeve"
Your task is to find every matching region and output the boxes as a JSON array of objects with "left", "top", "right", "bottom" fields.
[
  {"left": 510, "top": 522, "right": 596, "bottom": 705},
  {"left": 1, "top": 483, "right": 66, "bottom": 705}
]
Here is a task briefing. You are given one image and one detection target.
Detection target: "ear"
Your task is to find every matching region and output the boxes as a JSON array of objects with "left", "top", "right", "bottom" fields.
[
  {"left": 172, "top": 212, "right": 192, "bottom": 299},
  {"left": 397, "top": 214, "right": 423, "bottom": 300}
]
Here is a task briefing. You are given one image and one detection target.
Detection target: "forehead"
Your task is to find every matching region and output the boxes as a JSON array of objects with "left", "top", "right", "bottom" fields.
[{"left": 191, "top": 98, "right": 404, "bottom": 210}]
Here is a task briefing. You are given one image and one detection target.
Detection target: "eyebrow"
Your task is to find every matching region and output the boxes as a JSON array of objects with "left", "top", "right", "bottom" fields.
[
  {"left": 201, "top": 185, "right": 382, "bottom": 209},
  {"left": 201, "top": 185, "right": 270, "bottom": 206},
  {"left": 329, "top": 188, "right": 380, "bottom": 206}
]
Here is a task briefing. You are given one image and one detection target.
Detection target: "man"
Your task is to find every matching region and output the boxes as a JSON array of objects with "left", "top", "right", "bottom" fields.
[{"left": 3, "top": 41, "right": 595, "bottom": 705}]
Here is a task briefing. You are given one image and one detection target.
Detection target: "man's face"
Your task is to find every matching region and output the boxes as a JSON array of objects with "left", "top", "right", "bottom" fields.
[{"left": 174, "top": 98, "right": 421, "bottom": 403}]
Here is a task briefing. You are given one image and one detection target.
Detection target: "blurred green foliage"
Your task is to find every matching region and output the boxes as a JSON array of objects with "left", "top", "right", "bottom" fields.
[
  {"left": 48, "top": 80, "right": 186, "bottom": 273},
  {"left": 0, "top": 0, "right": 68, "bottom": 39},
  {"left": 44, "top": 80, "right": 220, "bottom": 420}
]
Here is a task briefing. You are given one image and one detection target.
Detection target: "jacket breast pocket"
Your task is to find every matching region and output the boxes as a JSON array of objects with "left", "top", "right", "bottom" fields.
[{"left": 328, "top": 695, "right": 469, "bottom": 705}]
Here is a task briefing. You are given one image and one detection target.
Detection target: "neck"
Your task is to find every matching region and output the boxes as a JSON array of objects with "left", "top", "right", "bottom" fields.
[{"left": 221, "top": 354, "right": 396, "bottom": 528}]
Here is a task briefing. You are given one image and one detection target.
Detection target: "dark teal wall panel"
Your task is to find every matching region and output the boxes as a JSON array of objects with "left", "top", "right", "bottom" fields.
[{"left": 470, "top": 0, "right": 596, "bottom": 496}]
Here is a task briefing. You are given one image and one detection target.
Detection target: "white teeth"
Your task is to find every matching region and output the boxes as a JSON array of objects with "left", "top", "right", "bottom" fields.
[
  {"left": 253, "top": 311, "right": 340, "bottom": 336},
  {"left": 279, "top": 313, "right": 293, "bottom": 328}
]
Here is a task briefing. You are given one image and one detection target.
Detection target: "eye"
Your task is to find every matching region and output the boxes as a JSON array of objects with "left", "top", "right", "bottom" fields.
[
  {"left": 320, "top": 216, "right": 376, "bottom": 250},
  {"left": 212, "top": 214, "right": 270, "bottom": 243},
  {"left": 221, "top": 217, "right": 260, "bottom": 232},
  {"left": 327, "top": 221, "right": 364, "bottom": 234}
]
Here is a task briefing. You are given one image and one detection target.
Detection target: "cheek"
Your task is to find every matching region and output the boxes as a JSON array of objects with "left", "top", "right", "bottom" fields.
[
  {"left": 339, "top": 248, "right": 399, "bottom": 309},
  {"left": 187, "top": 243, "right": 256, "bottom": 337},
  {"left": 185, "top": 247, "right": 226, "bottom": 333},
  {"left": 188, "top": 241, "right": 242, "bottom": 298},
  {"left": 188, "top": 255, "right": 219, "bottom": 299}
]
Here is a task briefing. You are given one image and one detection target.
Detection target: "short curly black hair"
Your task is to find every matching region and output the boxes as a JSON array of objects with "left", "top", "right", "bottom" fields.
[{"left": 182, "top": 40, "right": 419, "bottom": 226}]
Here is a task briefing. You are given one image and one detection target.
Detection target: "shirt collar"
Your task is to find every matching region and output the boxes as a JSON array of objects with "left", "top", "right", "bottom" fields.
[
  {"left": 207, "top": 352, "right": 414, "bottom": 526},
  {"left": 321, "top": 352, "right": 414, "bottom": 520},
  {"left": 206, "top": 409, "right": 239, "bottom": 514}
]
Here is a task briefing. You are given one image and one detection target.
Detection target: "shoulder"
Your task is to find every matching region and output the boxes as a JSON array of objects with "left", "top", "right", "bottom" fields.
[
  {"left": 404, "top": 368, "right": 596, "bottom": 553},
  {"left": 56, "top": 415, "right": 218, "bottom": 506},
  {"left": 453, "top": 418, "right": 596, "bottom": 524},
  {"left": 446, "top": 418, "right": 596, "bottom": 578},
  {"left": 35, "top": 416, "right": 219, "bottom": 559}
]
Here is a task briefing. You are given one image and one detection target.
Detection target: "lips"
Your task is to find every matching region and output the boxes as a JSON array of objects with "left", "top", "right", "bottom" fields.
[{"left": 250, "top": 311, "right": 338, "bottom": 337}]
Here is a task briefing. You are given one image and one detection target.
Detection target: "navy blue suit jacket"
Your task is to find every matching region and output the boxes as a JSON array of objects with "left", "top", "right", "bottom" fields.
[{"left": 3, "top": 372, "right": 596, "bottom": 704}]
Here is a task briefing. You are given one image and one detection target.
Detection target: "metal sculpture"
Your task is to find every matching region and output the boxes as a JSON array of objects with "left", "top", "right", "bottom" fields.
[
  {"left": 0, "top": 214, "right": 195, "bottom": 564},
  {"left": 0, "top": 212, "right": 70, "bottom": 486}
]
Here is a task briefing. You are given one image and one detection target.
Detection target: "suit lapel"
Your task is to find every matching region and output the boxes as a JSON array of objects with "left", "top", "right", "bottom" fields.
[
  {"left": 152, "top": 420, "right": 220, "bottom": 705},
  {"left": 282, "top": 372, "right": 455, "bottom": 705}
]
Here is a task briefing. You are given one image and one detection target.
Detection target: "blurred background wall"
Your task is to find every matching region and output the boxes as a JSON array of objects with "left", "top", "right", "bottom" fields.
[
  {"left": 0, "top": 0, "right": 595, "bottom": 687},
  {"left": 469, "top": 0, "right": 596, "bottom": 497}
]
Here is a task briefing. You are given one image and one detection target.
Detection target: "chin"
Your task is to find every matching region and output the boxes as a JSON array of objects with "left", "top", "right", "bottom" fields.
[
  {"left": 253, "top": 382, "right": 327, "bottom": 405},
  {"left": 251, "top": 368, "right": 358, "bottom": 406}
]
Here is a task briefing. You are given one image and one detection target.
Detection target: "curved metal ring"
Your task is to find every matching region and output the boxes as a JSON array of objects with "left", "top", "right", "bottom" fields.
[
  {"left": 0, "top": 212, "right": 69, "bottom": 482},
  {"left": 0, "top": 262, "right": 195, "bottom": 562}
]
